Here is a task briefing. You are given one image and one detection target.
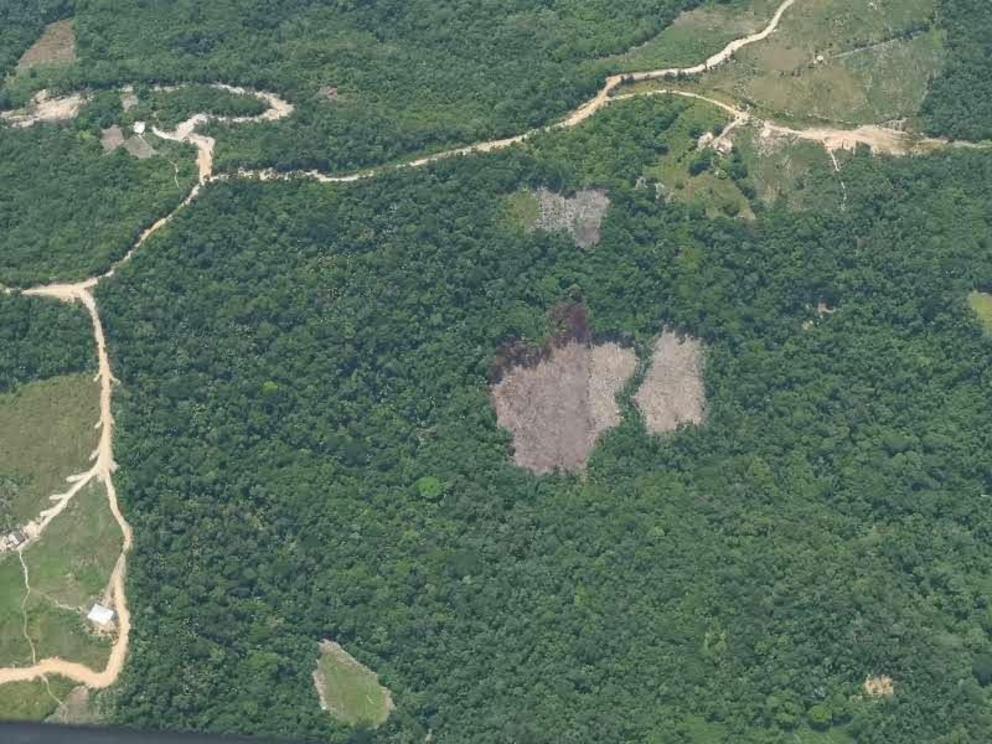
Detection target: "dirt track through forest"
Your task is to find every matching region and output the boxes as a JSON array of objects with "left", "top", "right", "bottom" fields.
[{"left": 1, "top": 0, "right": 988, "bottom": 693}]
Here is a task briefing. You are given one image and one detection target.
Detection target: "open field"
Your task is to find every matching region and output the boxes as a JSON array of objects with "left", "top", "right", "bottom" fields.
[
  {"left": 314, "top": 641, "right": 393, "bottom": 728},
  {"left": 0, "top": 555, "right": 31, "bottom": 666},
  {"left": 610, "top": 0, "right": 785, "bottom": 71},
  {"left": 25, "top": 479, "right": 122, "bottom": 610},
  {"left": 0, "top": 374, "right": 98, "bottom": 528},
  {"left": 967, "top": 292, "right": 992, "bottom": 333},
  {"left": 0, "top": 676, "right": 74, "bottom": 721},
  {"left": 733, "top": 121, "right": 839, "bottom": 210},
  {"left": 647, "top": 0, "right": 943, "bottom": 128},
  {"left": 27, "top": 594, "right": 112, "bottom": 670},
  {"left": 0, "top": 481, "right": 116, "bottom": 672}
]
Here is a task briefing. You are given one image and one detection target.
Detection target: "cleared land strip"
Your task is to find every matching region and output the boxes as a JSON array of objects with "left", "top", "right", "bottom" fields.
[{"left": 3, "top": 0, "right": 989, "bottom": 694}]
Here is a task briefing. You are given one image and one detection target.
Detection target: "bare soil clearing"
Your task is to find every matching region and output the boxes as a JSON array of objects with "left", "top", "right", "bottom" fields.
[
  {"left": 533, "top": 188, "right": 611, "bottom": 248},
  {"left": 492, "top": 341, "right": 636, "bottom": 474},
  {"left": 122, "top": 136, "right": 156, "bottom": 160},
  {"left": 0, "top": 92, "right": 88, "bottom": 129},
  {"left": 47, "top": 684, "right": 99, "bottom": 724},
  {"left": 100, "top": 127, "right": 125, "bottom": 154},
  {"left": 634, "top": 331, "right": 706, "bottom": 434},
  {"left": 16, "top": 20, "right": 76, "bottom": 72}
]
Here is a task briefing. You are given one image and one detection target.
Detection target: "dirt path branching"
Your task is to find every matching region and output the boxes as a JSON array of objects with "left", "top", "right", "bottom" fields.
[{"left": 2, "top": 0, "right": 987, "bottom": 695}]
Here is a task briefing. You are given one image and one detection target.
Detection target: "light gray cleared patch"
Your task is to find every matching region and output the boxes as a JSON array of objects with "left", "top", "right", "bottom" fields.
[
  {"left": 534, "top": 188, "right": 611, "bottom": 248},
  {"left": 634, "top": 330, "right": 706, "bottom": 433},
  {"left": 492, "top": 341, "right": 636, "bottom": 474}
]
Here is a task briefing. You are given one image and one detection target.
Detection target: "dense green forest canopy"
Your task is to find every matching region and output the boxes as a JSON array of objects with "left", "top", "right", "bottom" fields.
[
  {"left": 92, "top": 95, "right": 992, "bottom": 741},
  {"left": 921, "top": 0, "right": 992, "bottom": 140},
  {"left": 0, "top": 119, "right": 197, "bottom": 285},
  {"left": 0, "top": 294, "right": 91, "bottom": 393}
]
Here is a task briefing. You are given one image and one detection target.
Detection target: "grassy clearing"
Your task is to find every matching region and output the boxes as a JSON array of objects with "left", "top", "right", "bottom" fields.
[
  {"left": 0, "top": 553, "right": 30, "bottom": 667},
  {"left": 25, "top": 479, "right": 121, "bottom": 610},
  {"left": 0, "top": 373, "right": 98, "bottom": 529},
  {"left": 647, "top": 101, "right": 752, "bottom": 219},
  {"left": 0, "top": 676, "right": 75, "bottom": 721},
  {"left": 968, "top": 292, "right": 992, "bottom": 333},
  {"left": 0, "top": 480, "right": 116, "bottom": 679},
  {"left": 734, "top": 122, "right": 841, "bottom": 211},
  {"left": 661, "top": 0, "right": 943, "bottom": 128},
  {"left": 609, "top": 0, "right": 784, "bottom": 71},
  {"left": 27, "top": 593, "right": 112, "bottom": 669},
  {"left": 314, "top": 641, "right": 393, "bottom": 728},
  {"left": 505, "top": 190, "right": 540, "bottom": 231}
]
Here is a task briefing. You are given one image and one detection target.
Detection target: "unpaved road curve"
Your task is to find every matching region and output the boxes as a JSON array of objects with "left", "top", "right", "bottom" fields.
[
  {"left": 229, "top": 0, "right": 799, "bottom": 185},
  {"left": 0, "top": 88, "right": 291, "bottom": 691}
]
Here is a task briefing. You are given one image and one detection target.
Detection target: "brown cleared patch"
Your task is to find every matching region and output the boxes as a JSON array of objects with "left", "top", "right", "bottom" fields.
[
  {"left": 47, "top": 685, "right": 100, "bottom": 725},
  {"left": 634, "top": 330, "right": 706, "bottom": 434},
  {"left": 122, "top": 136, "right": 156, "bottom": 160},
  {"left": 863, "top": 675, "right": 895, "bottom": 699},
  {"left": 16, "top": 20, "right": 76, "bottom": 71},
  {"left": 100, "top": 126, "right": 125, "bottom": 154},
  {"left": 534, "top": 188, "right": 611, "bottom": 249},
  {"left": 492, "top": 341, "right": 636, "bottom": 474}
]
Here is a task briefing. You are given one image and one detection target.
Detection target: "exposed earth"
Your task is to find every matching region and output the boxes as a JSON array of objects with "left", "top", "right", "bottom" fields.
[
  {"left": 492, "top": 341, "right": 637, "bottom": 474},
  {"left": 634, "top": 330, "right": 707, "bottom": 434}
]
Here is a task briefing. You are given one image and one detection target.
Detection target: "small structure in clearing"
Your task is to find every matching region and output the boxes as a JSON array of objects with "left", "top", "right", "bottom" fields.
[
  {"left": 634, "top": 330, "right": 706, "bottom": 434},
  {"left": 863, "top": 675, "right": 895, "bottom": 699},
  {"left": 313, "top": 640, "right": 394, "bottom": 729},
  {"left": 86, "top": 603, "right": 115, "bottom": 629},
  {"left": 16, "top": 20, "right": 76, "bottom": 72},
  {"left": 492, "top": 340, "right": 637, "bottom": 474},
  {"left": 532, "top": 188, "right": 611, "bottom": 249}
]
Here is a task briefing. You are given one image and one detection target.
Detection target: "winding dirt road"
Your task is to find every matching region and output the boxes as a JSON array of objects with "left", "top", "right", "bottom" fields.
[
  {"left": 2, "top": 0, "right": 987, "bottom": 694},
  {"left": 0, "top": 89, "right": 291, "bottom": 690}
]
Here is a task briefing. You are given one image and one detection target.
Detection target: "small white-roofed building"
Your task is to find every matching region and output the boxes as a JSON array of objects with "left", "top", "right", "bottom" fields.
[{"left": 87, "top": 603, "right": 115, "bottom": 628}]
